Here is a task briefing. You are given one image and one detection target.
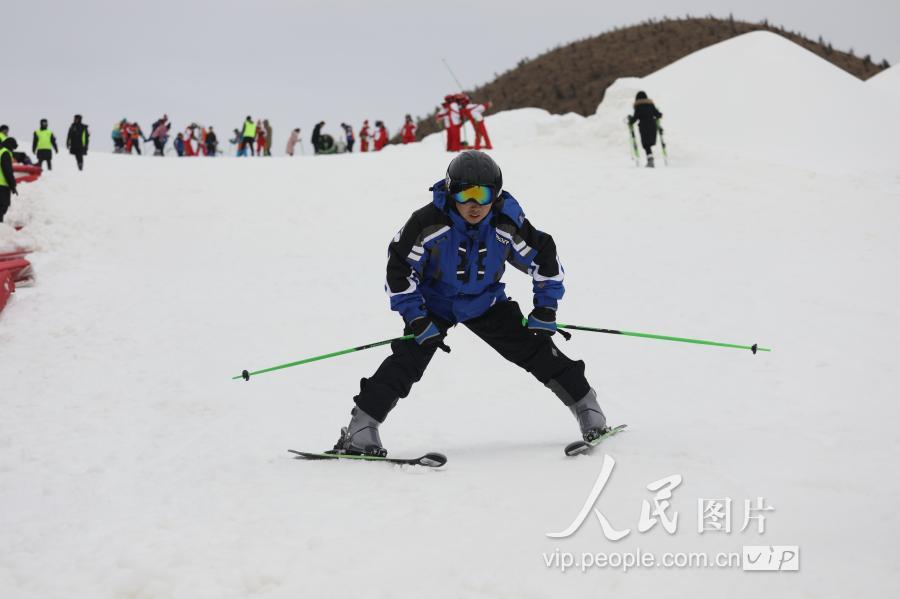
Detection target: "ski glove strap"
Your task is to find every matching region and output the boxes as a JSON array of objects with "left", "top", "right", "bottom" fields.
[{"left": 527, "top": 307, "right": 557, "bottom": 336}]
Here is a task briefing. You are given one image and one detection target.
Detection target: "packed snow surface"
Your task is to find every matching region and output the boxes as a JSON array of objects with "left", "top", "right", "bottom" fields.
[{"left": 2, "top": 32, "right": 899, "bottom": 598}]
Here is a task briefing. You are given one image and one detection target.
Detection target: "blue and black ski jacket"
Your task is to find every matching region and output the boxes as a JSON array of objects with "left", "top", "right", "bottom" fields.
[{"left": 385, "top": 180, "right": 565, "bottom": 324}]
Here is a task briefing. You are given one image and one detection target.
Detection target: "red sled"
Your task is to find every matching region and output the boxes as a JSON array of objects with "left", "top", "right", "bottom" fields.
[{"left": 0, "top": 258, "right": 34, "bottom": 287}]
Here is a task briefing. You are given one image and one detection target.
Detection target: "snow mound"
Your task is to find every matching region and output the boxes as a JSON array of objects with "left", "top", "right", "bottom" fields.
[{"left": 596, "top": 31, "right": 898, "bottom": 171}]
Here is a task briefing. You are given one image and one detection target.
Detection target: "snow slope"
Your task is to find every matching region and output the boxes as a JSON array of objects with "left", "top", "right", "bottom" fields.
[
  {"left": 867, "top": 64, "right": 900, "bottom": 98},
  {"left": 2, "top": 32, "right": 899, "bottom": 599}
]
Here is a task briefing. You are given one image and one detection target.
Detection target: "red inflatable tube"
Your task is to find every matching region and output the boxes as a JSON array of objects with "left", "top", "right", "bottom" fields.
[
  {"left": 12, "top": 164, "right": 42, "bottom": 184},
  {"left": 0, "top": 258, "right": 33, "bottom": 286},
  {"left": 0, "top": 270, "right": 14, "bottom": 313}
]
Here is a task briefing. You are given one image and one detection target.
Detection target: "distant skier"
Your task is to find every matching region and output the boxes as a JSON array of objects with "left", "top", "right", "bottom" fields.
[
  {"left": 286, "top": 128, "right": 302, "bottom": 156},
  {"left": 33, "top": 119, "right": 58, "bottom": 170},
  {"left": 128, "top": 122, "right": 147, "bottom": 155},
  {"left": 359, "top": 120, "right": 370, "bottom": 152},
  {"left": 311, "top": 121, "right": 325, "bottom": 154},
  {"left": 0, "top": 137, "right": 18, "bottom": 223},
  {"left": 206, "top": 127, "right": 218, "bottom": 156},
  {"left": 112, "top": 120, "right": 126, "bottom": 153},
  {"left": 255, "top": 120, "right": 267, "bottom": 156},
  {"left": 401, "top": 114, "right": 416, "bottom": 144},
  {"left": 329, "top": 150, "right": 609, "bottom": 456},
  {"left": 230, "top": 129, "right": 247, "bottom": 156},
  {"left": 66, "top": 114, "right": 90, "bottom": 171},
  {"left": 241, "top": 116, "right": 256, "bottom": 156},
  {"left": 174, "top": 133, "right": 185, "bottom": 157},
  {"left": 464, "top": 99, "right": 492, "bottom": 150},
  {"left": 627, "top": 91, "right": 663, "bottom": 168},
  {"left": 374, "top": 120, "right": 389, "bottom": 151},
  {"left": 149, "top": 116, "right": 170, "bottom": 156},
  {"left": 341, "top": 123, "right": 355, "bottom": 153},
  {"left": 263, "top": 119, "right": 273, "bottom": 157}
]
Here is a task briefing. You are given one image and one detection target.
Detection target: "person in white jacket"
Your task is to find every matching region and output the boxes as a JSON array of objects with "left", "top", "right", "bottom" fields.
[{"left": 286, "top": 128, "right": 303, "bottom": 156}]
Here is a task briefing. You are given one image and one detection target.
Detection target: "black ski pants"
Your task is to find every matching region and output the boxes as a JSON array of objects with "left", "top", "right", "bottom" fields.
[
  {"left": 0, "top": 187, "right": 10, "bottom": 222},
  {"left": 36, "top": 149, "right": 53, "bottom": 171},
  {"left": 354, "top": 299, "right": 591, "bottom": 422},
  {"left": 72, "top": 151, "right": 84, "bottom": 170}
]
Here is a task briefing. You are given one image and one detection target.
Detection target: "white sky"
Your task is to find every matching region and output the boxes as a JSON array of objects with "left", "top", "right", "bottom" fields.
[{"left": 5, "top": 0, "right": 898, "bottom": 154}]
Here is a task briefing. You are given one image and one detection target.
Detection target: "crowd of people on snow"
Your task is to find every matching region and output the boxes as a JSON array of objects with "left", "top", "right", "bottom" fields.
[
  {"left": 3, "top": 90, "right": 666, "bottom": 172},
  {"left": 2, "top": 90, "right": 667, "bottom": 227}
]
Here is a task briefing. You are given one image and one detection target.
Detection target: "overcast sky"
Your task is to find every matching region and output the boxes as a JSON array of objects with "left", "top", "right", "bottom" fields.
[{"left": 5, "top": 0, "right": 898, "bottom": 154}]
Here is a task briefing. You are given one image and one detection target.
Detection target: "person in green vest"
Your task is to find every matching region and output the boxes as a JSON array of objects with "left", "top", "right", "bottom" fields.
[
  {"left": 66, "top": 115, "right": 90, "bottom": 171},
  {"left": 0, "top": 124, "right": 8, "bottom": 142},
  {"left": 33, "top": 119, "right": 59, "bottom": 171},
  {"left": 0, "top": 137, "right": 18, "bottom": 223},
  {"left": 240, "top": 116, "right": 256, "bottom": 156}
]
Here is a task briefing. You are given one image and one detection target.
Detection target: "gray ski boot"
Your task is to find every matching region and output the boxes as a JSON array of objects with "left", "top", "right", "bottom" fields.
[
  {"left": 334, "top": 407, "right": 388, "bottom": 457},
  {"left": 646, "top": 155, "right": 655, "bottom": 168},
  {"left": 569, "top": 388, "right": 608, "bottom": 442}
]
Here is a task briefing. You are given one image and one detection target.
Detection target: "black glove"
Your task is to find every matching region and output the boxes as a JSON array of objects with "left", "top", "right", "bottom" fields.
[
  {"left": 527, "top": 307, "right": 557, "bottom": 336},
  {"left": 409, "top": 316, "right": 450, "bottom": 352}
]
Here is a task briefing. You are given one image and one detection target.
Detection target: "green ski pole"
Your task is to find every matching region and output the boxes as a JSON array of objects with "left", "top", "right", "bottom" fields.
[
  {"left": 234, "top": 334, "right": 414, "bottom": 381},
  {"left": 523, "top": 320, "right": 770, "bottom": 354},
  {"left": 561, "top": 323, "right": 768, "bottom": 354},
  {"left": 656, "top": 118, "right": 668, "bottom": 165},
  {"left": 627, "top": 119, "right": 640, "bottom": 166}
]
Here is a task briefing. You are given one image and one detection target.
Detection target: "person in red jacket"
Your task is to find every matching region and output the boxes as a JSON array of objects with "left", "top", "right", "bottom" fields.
[
  {"left": 464, "top": 99, "right": 492, "bottom": 150},
  {"left": 400, "top": 114, "right": 416, "bottom": 144},
  {"left": 443, "top": 95, "right": 462, "bottom": 152},
  {"left": 183, "top": 125, "right": 197, "bottom": 157},
  {"left": 359, "top": 120, "right": 371, "bottom": 153},
  {"left": 255, "top": 121, "right": 266, "bottom": 156},
  {"left": 374, "top": 121, "right": 389, "bottom": 151}
]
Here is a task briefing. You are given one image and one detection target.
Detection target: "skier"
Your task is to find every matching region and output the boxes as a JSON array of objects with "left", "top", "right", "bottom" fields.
[
  {"left": 359, "top": 120, "right": 370, "bottom": 153},
  {"left": 374, "top": 120, "right": 389, "bottom": 151},
  {"left": 331, "top": 150, "right": 608, "bottom": 456},
  {"left": 464, "top": 99, "right": 492, "bottom": 150},
  {"left": 241, "top": 116, "right": 256, "bottom": 156},
  {"left": 149, "top": 116, "right": 170, "bottom": 156},
  {"left": 32, "top": 119, "right": 58, "bottom": 170},
  {"left": 401, "top": 114, "right": 416, "bottom": 144},
  {"left": 286, "top": 128, "right": 302, "bottom": 156},
  {"left": 206, "top": 127, "right": 218, "bottom": 156},
  {"left": 173, "top": 133, "right": 185, "bottom": 157},
  {"left": 627, "top": 91, "right": 663, "bottom": 168},
  {"left": 0, "top": 137, "right": 18, "bottom": 223},
  {"left": 311, "top": 121, "right": 325, "bottom": 154},
  {"left": 66, "top": 114, "right": 90, "bottom": 171},
  {"left": 263, "top": 119, "right": 273, "bottom": 157},
  {"left": 341, "top": 123, "right": 354, "bottom": 153},
  {"left": 182, "top": 125, "right": 197, "bottom": 157},
  {"left": 255, "top": 120, "right": 267, "bottom": 156},
  {"left": 112, "top": 120, "right": 126, "bottom": 153},
  {"left": 445, "top": 95, "right": 463, "bottom": 151}
]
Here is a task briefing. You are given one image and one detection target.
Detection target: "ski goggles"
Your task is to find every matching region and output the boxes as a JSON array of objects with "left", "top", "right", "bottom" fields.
[{"left": 450, "top": 184, "right": 494, "bottom": 206}]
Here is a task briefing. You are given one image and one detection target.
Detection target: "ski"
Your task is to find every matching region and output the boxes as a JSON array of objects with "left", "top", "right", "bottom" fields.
[
  {"left": 564, "top": 424, "right": 628, "bottom": 457},
  {"left": 287, "top": 449, "right": 447, "bottom": 468},
  {"left": 627, "top": 122, "right": 640, "bottom": 166}
]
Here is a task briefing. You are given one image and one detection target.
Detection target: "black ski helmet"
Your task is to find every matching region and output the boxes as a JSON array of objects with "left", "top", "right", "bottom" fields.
[{"left": 445, "top": 150, "right": 503, "bottom": 201}]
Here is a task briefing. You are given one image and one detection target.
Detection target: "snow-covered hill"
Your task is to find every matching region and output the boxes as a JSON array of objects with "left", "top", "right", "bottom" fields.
[{"left": 2, "top": 32, "right": 898, "bottom": 598}]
